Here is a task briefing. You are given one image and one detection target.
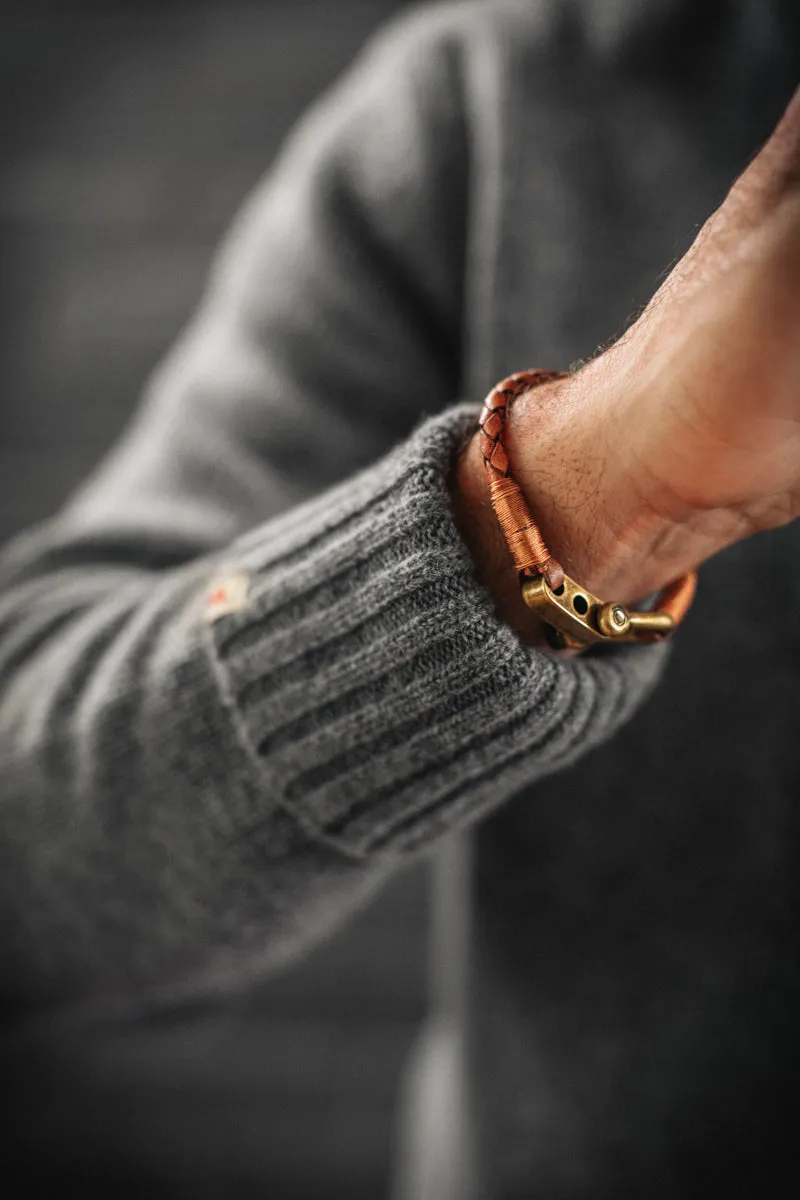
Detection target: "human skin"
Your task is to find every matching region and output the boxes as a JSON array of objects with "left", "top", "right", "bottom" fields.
[{"left": 453, "top": 87, "right": 800, "bottom": 644}]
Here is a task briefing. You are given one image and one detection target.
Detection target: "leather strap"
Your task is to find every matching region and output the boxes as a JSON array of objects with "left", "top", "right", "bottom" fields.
[{"left": 478, "top": 369, "right": 697, "bottom": 638}]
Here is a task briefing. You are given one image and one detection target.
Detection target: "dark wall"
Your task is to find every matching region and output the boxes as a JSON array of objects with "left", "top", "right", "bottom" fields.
[{"left": 1, "top": 4, "right": 430, "bottom": 1197}]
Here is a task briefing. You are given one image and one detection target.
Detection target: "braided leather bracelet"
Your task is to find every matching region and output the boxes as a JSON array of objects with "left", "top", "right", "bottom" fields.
[{"left": 478, "top": 369, "right": 697, "bottom": 650}]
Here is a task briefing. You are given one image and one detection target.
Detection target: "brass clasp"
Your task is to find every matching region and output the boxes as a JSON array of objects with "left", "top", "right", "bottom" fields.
[{"left": 521, "top": 573, "right": 675, "bottom": 650}]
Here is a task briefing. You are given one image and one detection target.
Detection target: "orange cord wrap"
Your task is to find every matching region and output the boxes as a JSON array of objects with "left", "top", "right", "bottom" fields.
[
  {"left": 478, "top": 368, "right": 697, "bottom": 635},
  {"left": 488, "top": 474, "right": 565, "bottom": 591},
  {"left": 478, "top": 369, "right": 568, "bottom": 588}
]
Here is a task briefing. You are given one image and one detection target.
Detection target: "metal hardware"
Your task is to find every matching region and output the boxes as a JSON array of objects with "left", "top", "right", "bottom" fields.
[{"left": 521, "top": 573, "right": 676, "bottom": 649}]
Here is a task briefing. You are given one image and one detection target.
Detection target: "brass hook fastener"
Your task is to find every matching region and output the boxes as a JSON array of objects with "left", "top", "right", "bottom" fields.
[{"left": 522, "top": 572, "right": 694, "bottom": 651}]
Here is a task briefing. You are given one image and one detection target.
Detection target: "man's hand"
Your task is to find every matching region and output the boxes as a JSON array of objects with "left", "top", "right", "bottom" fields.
[{"left": 454, "top": 87, "right": 800, "bottom": 640}]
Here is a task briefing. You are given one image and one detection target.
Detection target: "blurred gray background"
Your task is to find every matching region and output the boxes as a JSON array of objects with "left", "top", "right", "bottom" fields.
[{"left": 1, "top": 3, "right": 432, "bottom": 1196}]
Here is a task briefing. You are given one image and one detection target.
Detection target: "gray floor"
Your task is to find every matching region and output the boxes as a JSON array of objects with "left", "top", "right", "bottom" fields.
[{"left": 1, "top": 4, "right": 431, "bottom": 1196}]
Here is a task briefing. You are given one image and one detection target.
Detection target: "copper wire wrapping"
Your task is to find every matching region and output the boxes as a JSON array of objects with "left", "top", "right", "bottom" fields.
[{"left": 478, "top": 368, "right": 567, "bottom": 587}]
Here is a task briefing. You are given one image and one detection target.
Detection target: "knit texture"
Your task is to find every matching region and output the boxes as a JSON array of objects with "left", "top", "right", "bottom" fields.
[
  {"left": 0, "top": 394, "right": 666, "bottom": 1007},
  {"left": 0, "top": 1, "right": 669, "bottom": 1007},
  {"left": 4, "top": 1, "right": 800, "bottom": 1195},
  {"left": 207, "top": 406, "right": 666, "bottom": 860}
]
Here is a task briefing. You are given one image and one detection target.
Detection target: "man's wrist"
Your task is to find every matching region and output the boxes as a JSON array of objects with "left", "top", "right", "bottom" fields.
[
  {"left": 505, "top": 372, "right": 683, "bottom": 606},
  {"left": 451, "top": 372, "right": 691, "bottom": 630}
]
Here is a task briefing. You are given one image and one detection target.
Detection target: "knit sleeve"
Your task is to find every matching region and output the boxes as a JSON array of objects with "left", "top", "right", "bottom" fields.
[{"left": 0, "top": 9, "right": 669, "bottom": 1010}]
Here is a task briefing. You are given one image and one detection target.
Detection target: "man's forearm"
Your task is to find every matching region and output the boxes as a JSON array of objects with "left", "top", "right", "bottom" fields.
[{"left": 452, "top": 85, "right": 800, "bottom": 628}]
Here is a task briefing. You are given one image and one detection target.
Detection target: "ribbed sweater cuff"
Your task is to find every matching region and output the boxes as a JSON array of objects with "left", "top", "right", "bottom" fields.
[{"left": 205, "top": 405, "right": 670, "bottom": 859}]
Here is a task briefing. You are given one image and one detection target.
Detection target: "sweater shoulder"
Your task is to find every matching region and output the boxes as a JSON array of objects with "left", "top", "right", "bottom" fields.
[
  {"left": 351, "top": 1, "right": 566, "bottom": 129},
  {"left": 368, "top": 0, "right": 564, "bottom": 57}
]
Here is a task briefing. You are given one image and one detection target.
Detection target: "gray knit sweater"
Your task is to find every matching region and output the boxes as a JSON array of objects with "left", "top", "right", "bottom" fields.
[
  {"left": 2, "top": 1, "right": 799, "bottom": 1195},
  {"left": 0, "top": 1, "right": 666, "bottom": 1009}
]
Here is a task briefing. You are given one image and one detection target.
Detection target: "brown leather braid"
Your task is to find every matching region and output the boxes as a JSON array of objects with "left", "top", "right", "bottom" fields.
[
  {"left": 478, "top": 369, "right": 568, "bottom": 589},
  {"left": 647, "top": 570, "right": 697, "bottom": 629},
  {"left": 478, "top": 368, "right": 697, "bottom": 637}
]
